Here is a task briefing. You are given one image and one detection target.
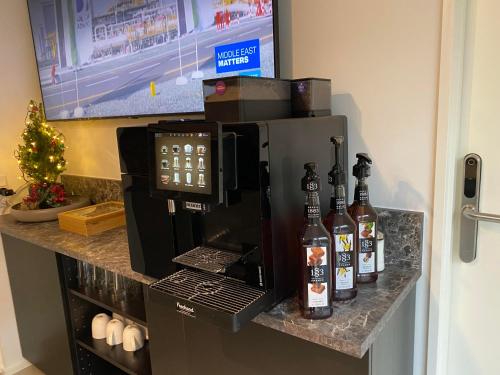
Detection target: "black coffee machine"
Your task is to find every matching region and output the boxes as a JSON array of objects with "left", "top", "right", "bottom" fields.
[{"left": 117, "top": 116, "right": 347, "bottom": 331}]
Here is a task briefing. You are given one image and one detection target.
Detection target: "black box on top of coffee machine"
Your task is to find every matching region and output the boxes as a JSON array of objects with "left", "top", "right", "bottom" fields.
[
  {"left": 203, "top": 76, "right": 291, "bottom": 122},
  {"left": 291, "top": 78, "right": 332, "bottom": 117}
]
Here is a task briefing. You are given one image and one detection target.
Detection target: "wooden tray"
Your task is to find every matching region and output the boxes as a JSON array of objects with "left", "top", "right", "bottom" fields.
[{"left": 58, "top": 201, "right": 125, "bottom": 236}]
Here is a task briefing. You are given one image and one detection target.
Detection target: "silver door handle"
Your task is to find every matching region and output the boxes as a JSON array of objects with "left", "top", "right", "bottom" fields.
[
  {"left": 460, "top": 154, "right": 481, "bottom": 262},
  {"left": 462, "top": 205, "right": 500, "bottom": 223}
]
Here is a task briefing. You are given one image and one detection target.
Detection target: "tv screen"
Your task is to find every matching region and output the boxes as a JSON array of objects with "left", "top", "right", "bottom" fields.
[{"left": 27, "top": 0, "right": 277, "bottom": 121}]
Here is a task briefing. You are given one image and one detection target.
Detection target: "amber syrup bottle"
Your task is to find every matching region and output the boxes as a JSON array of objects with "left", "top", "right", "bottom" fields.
[
  {"left": 349, "top": 153, "right": 378, "bottom": 283},
  {"left": 324, "top": 137, "right": 357, "bottom": 301},
  {"left": 298, "top": 163, "right": 333, "bottom": 319}
]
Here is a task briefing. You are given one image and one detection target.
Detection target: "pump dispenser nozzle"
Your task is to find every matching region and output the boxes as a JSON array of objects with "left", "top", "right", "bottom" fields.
[
  {"left": 328, "top": 136, "right": 345, "bottom": 186},
  {"left": 302, "top": 162, "right": 320, "bottom": 192},
  {"left": 353, "top": 153, "right": 372, "bottom": 179}
]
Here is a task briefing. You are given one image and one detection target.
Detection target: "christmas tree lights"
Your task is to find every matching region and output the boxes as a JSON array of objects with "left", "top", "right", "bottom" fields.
[{"left": 15, "top": 101, "right": 68, "bottom": 209}]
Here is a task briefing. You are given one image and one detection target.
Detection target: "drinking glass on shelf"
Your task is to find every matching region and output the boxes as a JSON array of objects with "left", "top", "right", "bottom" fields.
[
  {"left": 93, "top": 266, "right": 106, "bottom": 295},
  {"left": 104, "top": 270, "right": 115, "bottom": 295},
  {"left": 125, "top": 278, "right": 143, "bottom": 300},
  {"left": 77, "top": 261, "right": 94, "bottom": 290},
  {"left": 112, "top": 273, "right": 127, "bottom": 303},
  {"left": 83, "top": 263, "right": 94, "bottom": 291},
  {"left": 77, "top": 260, "right": 85, "bottom": 288},
  {"left": 114, "top": 277, "right": 142, "bottom": 308},
  {"left": 90, "top": 264, "right": 98, "bottom": 289}
]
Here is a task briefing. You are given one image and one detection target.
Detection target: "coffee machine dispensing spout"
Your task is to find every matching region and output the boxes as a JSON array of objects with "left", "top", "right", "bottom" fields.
[{"left": 167, "top": 199, "right": 176, "bottom": 215}]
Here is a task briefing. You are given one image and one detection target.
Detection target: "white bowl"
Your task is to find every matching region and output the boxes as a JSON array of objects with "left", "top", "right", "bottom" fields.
[{"left": 10, "top": 195, "right": 90, "bottom": 223}]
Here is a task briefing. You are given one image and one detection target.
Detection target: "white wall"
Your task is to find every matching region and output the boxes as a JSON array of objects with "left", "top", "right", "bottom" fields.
[
  {"left": 288, "top": 1, "right": 441, "bottom": 374},
  {"left": 0, "top": 2, "right": 40, "bottom": 374},
  {"left": 0, "top": 1, "right": 440, "bottom": 374}
]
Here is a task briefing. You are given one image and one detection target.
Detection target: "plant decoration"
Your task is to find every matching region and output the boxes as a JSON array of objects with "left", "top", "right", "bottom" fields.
[{"left": 14, "top": 101, "right": 67, "bottom": 209}]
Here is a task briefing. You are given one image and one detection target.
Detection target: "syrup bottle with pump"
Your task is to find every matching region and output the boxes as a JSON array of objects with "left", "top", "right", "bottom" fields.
[
  {"left": 298, "top": 163, "right": 333, "bottom": 319},
  {"left": 349, "top": 153, "right": 378, "bottom": 283},
  {"left": 324, "top": 137, "right": 357, "bottom": 301}
]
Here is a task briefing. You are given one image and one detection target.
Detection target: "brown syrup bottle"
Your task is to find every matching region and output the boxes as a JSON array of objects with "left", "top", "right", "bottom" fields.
[
  {"left": 324, "top": 137, "right": 357, "bottom": 301},
  {"left": 348, "top": 153, "right": 378, "bottom": 284},
  {"left": 298, "top": 163, "right": 333, "bottom": 319}
]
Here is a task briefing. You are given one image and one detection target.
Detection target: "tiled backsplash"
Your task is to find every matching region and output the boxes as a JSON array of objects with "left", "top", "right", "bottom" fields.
[{"left": 61, "top": 175, "right": 123, "bottom": 204}]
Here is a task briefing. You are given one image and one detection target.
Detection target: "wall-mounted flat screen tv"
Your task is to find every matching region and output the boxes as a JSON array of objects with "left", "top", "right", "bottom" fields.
[{"left": 27, "top": 0, "right": 278, "bottom": 121}]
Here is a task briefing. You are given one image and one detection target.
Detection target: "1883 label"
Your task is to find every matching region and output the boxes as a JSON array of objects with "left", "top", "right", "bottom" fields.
[
  {"left": 358, "top": 222, "right": 376, "bottom": 274},
  {"left": 359, "top": 188, "right": 369, "bottom": 203},
  {"left": 335, "top": 197, "right": 346, "bottom": 211},
  {"left": 334, "top": 234, "right": 354, "bottom": 290},
  {"left": 305, "top": 246, "right": 329, "bottom": 307},
  {"left": 307, "top": 205, "right": 321, "bottom": 219}
]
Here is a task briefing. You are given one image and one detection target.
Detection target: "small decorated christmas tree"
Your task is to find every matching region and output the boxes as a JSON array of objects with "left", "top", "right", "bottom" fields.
[{"left": 15, "top": 101, "right": 67, "bottom": 209}]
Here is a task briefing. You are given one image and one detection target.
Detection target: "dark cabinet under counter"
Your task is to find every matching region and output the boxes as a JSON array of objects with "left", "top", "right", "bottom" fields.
[
  {"left": 2, "top": 234, "right": 74, "bottom": 375},
  {"left": 146, "top": 291, "right": 374, "bottom": 375},
  {"left": 146, "top": 277, "right": 416, "bottom": 375}
]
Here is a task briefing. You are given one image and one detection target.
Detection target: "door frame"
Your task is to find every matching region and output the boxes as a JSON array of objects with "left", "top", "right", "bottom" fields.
[{"left": 427, "top": 0, "right": 469, "bottom": 374}]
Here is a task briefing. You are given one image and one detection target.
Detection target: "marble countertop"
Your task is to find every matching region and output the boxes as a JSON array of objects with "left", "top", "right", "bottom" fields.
[
  {"left": 0, "top": 208, "right": 422, "bottom": 359},
  {"left": 0, "top": 215, "right": 155, "bottom": 285},
  {"left": 254, "top": 254, "right": 420, "bottom": 357}
]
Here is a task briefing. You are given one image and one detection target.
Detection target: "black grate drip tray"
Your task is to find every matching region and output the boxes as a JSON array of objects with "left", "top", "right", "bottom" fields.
[
  {"left": 149, "top": 269, "right": 272, "bottom": 331},
  {"left": 172, "top": 246, "right": 241, "bottom": 274}
]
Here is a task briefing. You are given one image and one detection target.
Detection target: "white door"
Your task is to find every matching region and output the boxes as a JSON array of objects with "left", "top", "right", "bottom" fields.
[{"left": 434, "top": 1, "right": 500, "bottom": 374}]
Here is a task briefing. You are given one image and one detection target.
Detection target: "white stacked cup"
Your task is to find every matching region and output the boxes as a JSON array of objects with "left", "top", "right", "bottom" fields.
[
  {"left": 123, "top": 325, "right": 145, "bottom": 352},
  {"left": 106, "top": 319, "right": 125, "bottom": 346},
  {"left": 91, "top": 313, "right": 111, "bottom": 339},
  {"left": 92, "top": 312, "right": 146, "bottom": 351}
]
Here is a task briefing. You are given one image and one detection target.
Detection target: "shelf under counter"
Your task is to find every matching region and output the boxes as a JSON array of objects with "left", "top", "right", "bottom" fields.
[
  {"left": 77, "top": 333, "right": 151, "bottom": 375},
  {"left": 69, "top": 287, "right": 147, "bottom": 326}
]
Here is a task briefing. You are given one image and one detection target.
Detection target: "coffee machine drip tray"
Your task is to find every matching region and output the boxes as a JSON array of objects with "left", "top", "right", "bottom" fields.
[
  {"left": 172, "top": 246, "right": 241, "bottom": 274},
  {"left": 149, "top": 269, "right": 273, "bottom": 331}
]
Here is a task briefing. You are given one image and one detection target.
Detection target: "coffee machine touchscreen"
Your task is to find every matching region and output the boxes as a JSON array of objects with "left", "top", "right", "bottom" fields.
[{"left": 155, "top": 132, "right": 212, "bottom": 194}]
